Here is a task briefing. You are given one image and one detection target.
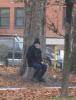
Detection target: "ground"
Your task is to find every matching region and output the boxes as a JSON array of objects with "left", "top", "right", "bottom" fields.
[{"left": 0, "top": 65, "right": 76, "bottom": 100}]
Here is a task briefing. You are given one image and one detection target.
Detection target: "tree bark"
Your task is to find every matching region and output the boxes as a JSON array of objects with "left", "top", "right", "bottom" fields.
[
  {"left": 70, "top": 7, "right": 76, "bottom": 73},
  {"left": 61, "top": 23, "right": 71, "bottom": 97},
  {"left": 61, "top": 1, "right": 73, "bottom": 97},
  {"left": 19, "top": 0, "right": 46, "bottom": 76}
]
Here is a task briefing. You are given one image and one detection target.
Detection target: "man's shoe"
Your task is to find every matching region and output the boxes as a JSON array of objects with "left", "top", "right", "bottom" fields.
[
  {"left": 31, "top": 77, "right": 39, "bottom": 82},
  {"left": 38, "top": 78, "right": 46, "bottom": 83}
]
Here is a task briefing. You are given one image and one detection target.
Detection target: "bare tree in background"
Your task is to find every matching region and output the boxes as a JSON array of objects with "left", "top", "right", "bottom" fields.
[
  {"left": 61, "top": 0, "right": 74, "bottom": 97},
  {"left": 70, "top": 6, "right": 76, "bottom": 73}
]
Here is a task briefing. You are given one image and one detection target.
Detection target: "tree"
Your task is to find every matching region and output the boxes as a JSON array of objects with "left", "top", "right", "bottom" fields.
[
  {"left": 19, "top": 0, "right": 47, "bottom": 76},
  {"left": 61, "top": 0, "right": 74, "bottom": 97},
  {"left": 70, "top": 6, "right": 76, "bottom": 73}
]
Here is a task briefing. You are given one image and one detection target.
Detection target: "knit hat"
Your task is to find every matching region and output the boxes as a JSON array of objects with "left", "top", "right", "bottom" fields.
[{"left": 34, "top": 38, "right": 40, "bottom": 44}]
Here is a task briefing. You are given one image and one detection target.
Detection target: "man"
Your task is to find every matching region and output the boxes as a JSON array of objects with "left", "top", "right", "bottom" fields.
[{"left": 26, "top": 38, "right": 47, "bottom": 82}]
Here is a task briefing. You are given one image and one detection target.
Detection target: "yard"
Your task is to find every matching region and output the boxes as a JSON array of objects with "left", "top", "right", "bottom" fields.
[{"left": 0, "top": 65, "right": 76, "bottom": 100}]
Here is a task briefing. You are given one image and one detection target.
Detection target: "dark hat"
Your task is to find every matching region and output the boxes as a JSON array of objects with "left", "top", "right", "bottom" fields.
[{"left": 34, "top": 38, "right": 40, "bottom": 44}]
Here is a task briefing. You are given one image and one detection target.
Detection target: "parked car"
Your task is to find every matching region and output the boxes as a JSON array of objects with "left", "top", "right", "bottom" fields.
[
  {"left": 0, "top": 36, "right": 23, "bottom": 66},
  {"left": 56, "top": 55, "right": 63, "bottom": 68},
  {"left": 46, "top": 47, "right": 54, "bottom": 66},
  {"left": 46, "top": 47, "right": 64, "bottom": 68},
  {"left": 7, "top": 51, "right": 22, "bottom": 66}
]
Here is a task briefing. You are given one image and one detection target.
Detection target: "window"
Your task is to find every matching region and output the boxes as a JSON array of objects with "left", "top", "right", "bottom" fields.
[
  {"left": 8, "top": 52, "right": 22, "bottom": 59},
  {"left": 0, "top": 8, "right": 10, "bottom": 27},
  {"left": 14, "top": 52, "right": 22, "bottom": 59},
  {"left": 8, "top": 52, "right": 13, "bottom": 58},
  {"left": 15, "top": 8, "right": 24, "bottom": 27}
]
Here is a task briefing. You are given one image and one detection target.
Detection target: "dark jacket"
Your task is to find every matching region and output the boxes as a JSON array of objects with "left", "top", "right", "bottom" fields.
[{"left": 26, "top": 45, "right": 42, "bottom": 67}]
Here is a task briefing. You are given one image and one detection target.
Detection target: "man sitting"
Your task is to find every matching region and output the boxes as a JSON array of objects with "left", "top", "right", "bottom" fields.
[{"left": 26, "top": 38, "right": 47, "bottom": 82}]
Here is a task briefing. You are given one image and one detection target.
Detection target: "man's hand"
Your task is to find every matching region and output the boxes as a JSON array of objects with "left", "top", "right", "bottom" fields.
[{"left": 41, "top": 61, "right": 44, "bottom": 64}]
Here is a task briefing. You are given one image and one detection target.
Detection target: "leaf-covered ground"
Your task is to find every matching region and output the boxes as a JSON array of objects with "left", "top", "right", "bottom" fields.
[
  {"left": 0, "top": 66, "right": 76, "bottom": 100},
  {"left": 0, "top": 88, "right": 76, "bottom": 100}
]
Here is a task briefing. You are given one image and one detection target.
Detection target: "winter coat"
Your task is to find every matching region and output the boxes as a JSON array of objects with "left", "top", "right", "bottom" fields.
[{"left": 26, "top": 45, "right": 42, "bottom": 67}]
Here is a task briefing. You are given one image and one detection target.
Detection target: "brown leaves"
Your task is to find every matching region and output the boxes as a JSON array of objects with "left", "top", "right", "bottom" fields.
[
  {"left": 0, "top": 66, "right": 76, "bottom": 99},
  {"left": 0, "top": 66, "right": 17, "bottom": 75},
  {"left": 0, "top": 88, "right": 76, "bottom": 100}
]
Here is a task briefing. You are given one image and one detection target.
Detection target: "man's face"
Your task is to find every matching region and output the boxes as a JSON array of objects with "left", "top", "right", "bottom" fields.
[{"left": 35, "top": 43, "right": 40, "bottom": 48}]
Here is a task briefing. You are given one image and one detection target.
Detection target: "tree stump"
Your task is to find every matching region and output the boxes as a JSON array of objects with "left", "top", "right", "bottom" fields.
[{"left": 22, "top": 67, "right": 35, "bottom": 80}]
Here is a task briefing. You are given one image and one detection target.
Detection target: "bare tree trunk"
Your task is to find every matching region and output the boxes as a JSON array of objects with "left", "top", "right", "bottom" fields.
[
  {"left": 61, "top": 23, "right": 71, "bottom": 97},
  {"left": 61, "top": 1, "right": 73, "bottom": 97},
  {"left": 19, "top": 0, "right": 46, "bottom": 76},
  {"left": 19, "top": 0, "right": 33, "bottom": 76},
  {"left": 70, "top": 7, "right": 76, "bottom": 73}
]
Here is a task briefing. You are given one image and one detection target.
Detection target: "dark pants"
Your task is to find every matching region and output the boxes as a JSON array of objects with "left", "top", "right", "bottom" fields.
[{"left": 32, "top": 63, "right": 47, "bottom": 80}]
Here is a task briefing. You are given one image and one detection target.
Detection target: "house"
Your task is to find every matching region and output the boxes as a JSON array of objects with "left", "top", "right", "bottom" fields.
[
  {"left": 0, "top": 0, "right": 65, "bottom": 51},
  {"left": 0, "top": 0, "right": 24, "bottom": 36}
]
